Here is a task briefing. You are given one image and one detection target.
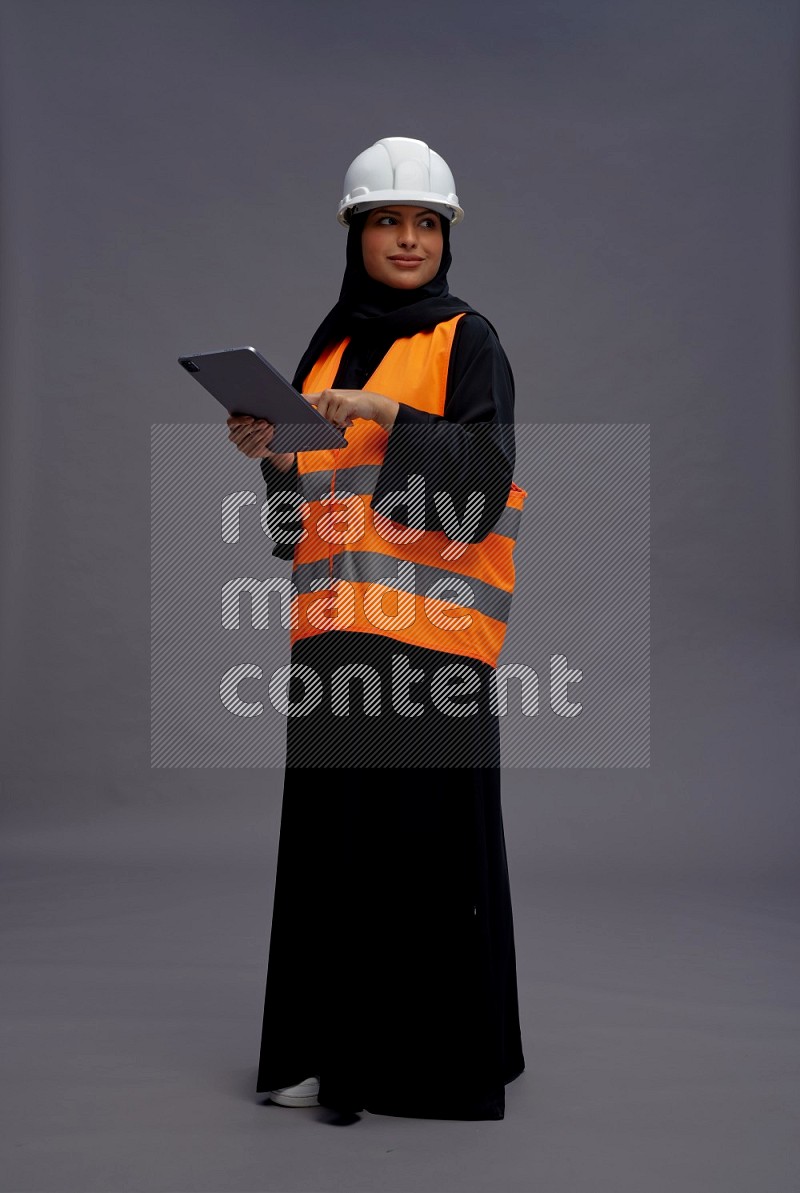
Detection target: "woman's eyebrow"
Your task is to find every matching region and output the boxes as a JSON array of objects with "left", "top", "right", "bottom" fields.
[{"left": 371, "top": 207, "right": 438, "bottom": 217}]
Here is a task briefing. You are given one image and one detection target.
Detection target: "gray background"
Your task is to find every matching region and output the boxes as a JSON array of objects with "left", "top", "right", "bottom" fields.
[{"left": 1, "top": 1, "right": 798, "bottom": 1191}]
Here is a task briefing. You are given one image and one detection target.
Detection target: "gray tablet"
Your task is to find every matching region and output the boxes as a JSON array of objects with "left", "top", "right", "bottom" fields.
[{"left": 178, "top": 345, "right": 347, "bottom": 452}]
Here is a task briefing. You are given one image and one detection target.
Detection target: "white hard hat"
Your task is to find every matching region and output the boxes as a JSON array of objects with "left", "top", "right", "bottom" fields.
[{"left": 337, "top": 136, "right": 464, "bottom": 227}]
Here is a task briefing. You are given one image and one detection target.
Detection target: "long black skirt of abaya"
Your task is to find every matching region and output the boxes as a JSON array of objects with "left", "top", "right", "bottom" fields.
[{"left": 255, "top": 631, "right": 525, "bottom": 1120}]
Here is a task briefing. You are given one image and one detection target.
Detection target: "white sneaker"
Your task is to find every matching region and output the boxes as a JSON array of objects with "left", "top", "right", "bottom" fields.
[{"left": 268, "top": 1075, "right": 320, "bottom": 1107}]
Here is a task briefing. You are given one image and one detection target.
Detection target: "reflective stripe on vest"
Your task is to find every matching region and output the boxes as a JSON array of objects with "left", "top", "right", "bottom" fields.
[{"left": 290, "top": 313, "right": 527, "bottom": 669}]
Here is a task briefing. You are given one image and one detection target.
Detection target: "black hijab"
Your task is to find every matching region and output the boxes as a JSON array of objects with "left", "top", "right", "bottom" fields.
[{"left": 290, "top": 210, "right": 480, "bottom": 392}]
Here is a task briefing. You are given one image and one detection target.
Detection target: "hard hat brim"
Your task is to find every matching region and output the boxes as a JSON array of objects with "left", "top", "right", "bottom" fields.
[{"left": 337, "top": 194, "right": 464, "bottom": 227}]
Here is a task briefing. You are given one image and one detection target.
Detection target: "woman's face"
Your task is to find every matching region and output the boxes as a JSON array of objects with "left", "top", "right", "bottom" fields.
[{"left": 361, "top": 205, "right": 444, "bottom": 289}]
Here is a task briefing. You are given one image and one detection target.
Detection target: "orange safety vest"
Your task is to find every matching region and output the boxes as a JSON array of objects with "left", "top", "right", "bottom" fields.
[{"left": 289, "top": 312, "right": 527, "bottom": 669}]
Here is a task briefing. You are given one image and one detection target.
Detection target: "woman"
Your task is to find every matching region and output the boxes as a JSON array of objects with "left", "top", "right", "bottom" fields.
[{"left": 228, "top": 137, "right": 526, "bottom": 1120}]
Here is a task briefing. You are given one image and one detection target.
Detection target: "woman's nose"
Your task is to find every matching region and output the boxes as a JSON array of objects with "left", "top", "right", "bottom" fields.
[{"left": 397, "top": 224, "right": 417, "bottom": 247}]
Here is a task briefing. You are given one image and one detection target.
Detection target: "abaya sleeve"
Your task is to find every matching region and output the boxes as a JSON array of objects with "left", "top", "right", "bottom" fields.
[
  {"left": 259, "top": 455, "right": 301, "bottom": 561},
  {"left": 370, "top": 313, "right": 516, "bottom": 542}
]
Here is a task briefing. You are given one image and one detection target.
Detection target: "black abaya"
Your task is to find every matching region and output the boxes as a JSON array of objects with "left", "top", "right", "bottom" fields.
[
  {"left": 254, "top": 312, "right": 526, "bottom": 1119},
  {"left": 256, "top": 745, "right": 524, "bottom": 1120}
]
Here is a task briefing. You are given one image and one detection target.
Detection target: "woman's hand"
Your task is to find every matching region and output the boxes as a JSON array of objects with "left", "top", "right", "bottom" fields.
[
  {"left": 226, "top": 414, "right": 295, "bottom": 471},
  {"left": 304, "top": 389, "right": 399, "bottom": 433}
]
